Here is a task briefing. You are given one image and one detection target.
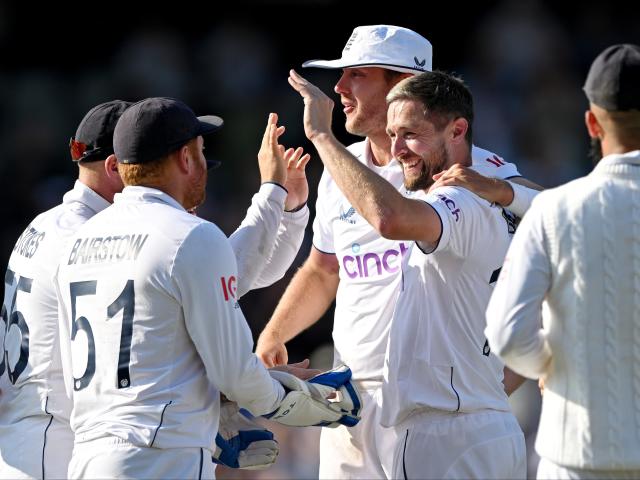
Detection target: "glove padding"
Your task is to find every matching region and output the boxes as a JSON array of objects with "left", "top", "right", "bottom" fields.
[
  {"left": 213, "top": 400, "right": 279, "bottom": 470},
  {"left": 264, "top": 364, "right": 362, "bottom": 428}
]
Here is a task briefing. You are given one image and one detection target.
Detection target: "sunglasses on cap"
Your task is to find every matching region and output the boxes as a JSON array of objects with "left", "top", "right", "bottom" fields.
[{"left": 69, "top": 137, "right": 106, "bottom": 162}]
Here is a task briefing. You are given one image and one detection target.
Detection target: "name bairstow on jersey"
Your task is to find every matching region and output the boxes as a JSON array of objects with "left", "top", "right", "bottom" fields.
[{"left": 67, "top": 234, "right": 149, "bottom": 265}]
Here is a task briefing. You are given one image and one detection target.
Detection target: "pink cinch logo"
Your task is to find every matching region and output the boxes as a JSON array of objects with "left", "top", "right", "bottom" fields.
[{"left": 342, "top": 242, "right": 409, "bottom": 278}]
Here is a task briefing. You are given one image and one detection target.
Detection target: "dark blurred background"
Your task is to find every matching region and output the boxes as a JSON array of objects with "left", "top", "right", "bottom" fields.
[{"left": 1, "top": 0, "right": 638, "bottom": 477}]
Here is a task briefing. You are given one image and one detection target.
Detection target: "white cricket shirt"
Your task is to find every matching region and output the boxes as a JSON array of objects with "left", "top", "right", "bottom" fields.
[
  {"left": 313, "top": 139, "right": 520, "bottom": 381},
  {"left": 230, "top": 183, "right": 309, "bottom": 297},
  {"left": 485, "top": 151, "right": 640, "bottom": 470},
  {"left": 1, "top": 181, "right": 109, "bottom": 430},
  {"left": 380, "top": 185, "right": 516, "bottom": 427},
  {"left": 55, "top": 187, "right": 285, "bottom": 450}
]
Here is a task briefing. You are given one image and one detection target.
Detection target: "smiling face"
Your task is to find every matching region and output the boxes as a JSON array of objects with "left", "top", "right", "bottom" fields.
[
  {"left": 386, "top": 99, "right": 452, "bottom": 191},
  {"left": 334, "top": 67, "right": 400, "bottom": 138}
]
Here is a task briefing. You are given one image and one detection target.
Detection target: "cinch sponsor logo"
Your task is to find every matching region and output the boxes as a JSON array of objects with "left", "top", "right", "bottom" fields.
[
  {"left": 435, "top": 194, "right": 461, "bottom": 222},
  {"left": 221, "top": 275, "right": 237, "bottom": 301},
  {"left": 342, "top": 242, "right": 409, "bottom": 279}
]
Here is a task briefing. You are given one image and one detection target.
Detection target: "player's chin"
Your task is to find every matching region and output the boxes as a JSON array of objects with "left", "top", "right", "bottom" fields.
[{"left": 403, "top": 169, "right": 432, "bottom": 192}]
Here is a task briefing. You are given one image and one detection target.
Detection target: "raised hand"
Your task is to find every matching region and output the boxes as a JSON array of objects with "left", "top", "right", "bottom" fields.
[
  {"left": 257, "top": 113, "right": 287, "bottom": 186},
  {"left": 283, "top": 147, "right": 311, "bottom": 212},
  {"left": 288, "top": 69, "right": 335, "bottom": 142}
]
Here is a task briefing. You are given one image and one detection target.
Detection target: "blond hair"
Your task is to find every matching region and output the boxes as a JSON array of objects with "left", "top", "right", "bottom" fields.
[{"left": 118, "top": 155, "right": 172, "bottom": 187}]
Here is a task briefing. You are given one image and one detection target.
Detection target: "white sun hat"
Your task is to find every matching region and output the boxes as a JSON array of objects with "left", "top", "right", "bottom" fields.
[{"left": 302, "top": 25, "right": 432, "bottom": 74}]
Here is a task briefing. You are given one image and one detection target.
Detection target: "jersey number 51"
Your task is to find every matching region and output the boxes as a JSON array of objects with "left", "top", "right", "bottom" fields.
[{"left": 69, "top": 280, "right": 135, "bottom": 391}]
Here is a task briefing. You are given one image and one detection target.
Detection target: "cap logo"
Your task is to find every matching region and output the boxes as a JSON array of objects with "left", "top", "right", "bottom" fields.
[
  {"left": 371, "top": 26, "right": 388, "bottom": 40},
  {"left": 344, "top": 31, "right": 358, "bottom": 52},
  {"left": 414, "top": 57, "right": 426, "bottom": 69}
]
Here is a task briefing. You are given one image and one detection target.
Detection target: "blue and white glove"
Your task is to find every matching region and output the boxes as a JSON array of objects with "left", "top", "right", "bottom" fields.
[
  {"left": 213, "top": 400, "right": 279, "bottom": 470},
  {"left": 265, "top": 364, "right": 362, "bottom": 428}
]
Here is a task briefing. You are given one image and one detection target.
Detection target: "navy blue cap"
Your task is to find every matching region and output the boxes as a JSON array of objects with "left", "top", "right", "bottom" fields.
[
  {"left": 113, "top": 97, "right": 223, "bottom": 167},
  {"left": 72, "top": 100, "right": 133, "bottom": 163},
  {"left": 584, "top": 44, "right": 640, "bottom": 111}
]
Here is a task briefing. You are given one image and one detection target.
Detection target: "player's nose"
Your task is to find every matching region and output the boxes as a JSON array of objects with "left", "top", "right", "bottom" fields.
[{"left": 334, "top": 73, "right": 351, "bottom": 95}]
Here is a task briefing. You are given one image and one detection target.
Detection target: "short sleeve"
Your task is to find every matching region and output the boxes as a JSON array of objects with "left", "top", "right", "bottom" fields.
[
  {"left": 471, "top": 145, "right": 521, "bottom": 179},
  {"left": 312, "top": 168, "right": 336, "bottom": 254}
]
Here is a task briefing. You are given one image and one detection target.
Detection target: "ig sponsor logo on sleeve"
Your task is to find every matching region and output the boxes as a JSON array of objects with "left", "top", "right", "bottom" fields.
[{"left": 220, "top": 276, "right": 240, "bottom": 308}]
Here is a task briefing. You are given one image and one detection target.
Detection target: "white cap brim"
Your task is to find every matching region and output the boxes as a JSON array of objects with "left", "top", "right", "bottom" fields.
[{"left": 302, "top": 59, "right": 426, "bottom": 74}]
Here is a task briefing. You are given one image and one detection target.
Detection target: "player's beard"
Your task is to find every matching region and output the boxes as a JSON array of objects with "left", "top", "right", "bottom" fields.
[
  {"left": 589, "top": 137, "right": 603, "bottom": 165},
  {"left": 403, "top": 141, "right": 450, "bottom": 191},
  {"left": 184, "top": 158, "right": 208, "bottom": 211},
  {"left": 345, "top": 100, "right": 387, "bottom": 138}
]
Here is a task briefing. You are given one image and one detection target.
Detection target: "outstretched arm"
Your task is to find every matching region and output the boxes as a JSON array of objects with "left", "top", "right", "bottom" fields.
[
  {"left": 287, "top": 69, "right": 441, "bottom": 246},
  {"left": 256, "top": 247, "right": 339, "bottom": 367},
  {"left": 230, "top": 113, "right": 311, "bottom": 297},
  {"left": 431, "top": 165, "right": 543, "bottom": 217}
]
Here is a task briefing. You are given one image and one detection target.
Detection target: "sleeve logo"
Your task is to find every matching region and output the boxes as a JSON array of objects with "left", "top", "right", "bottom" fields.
[
  {"left": 220, "top": 276, "right": 237, "bottom": 301},
  {"left": 485, "top": 155, "right": 505, "bottom": 167},
  {"left": 435, "top": 194, "right": 461, "bottom": 222}
]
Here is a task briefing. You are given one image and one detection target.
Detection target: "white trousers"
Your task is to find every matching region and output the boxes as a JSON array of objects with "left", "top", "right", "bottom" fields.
[
  {"left": 319, "top": 382, "right": 398, "bottom": 479},
  {"left": 392, "top": 409, "right": 526, "bottom": 480},
  {"left": 0, "top": 415, "right": 73, "bottom": 480},
  {"left": 69, "top": 436, "right": 216, "bottom": 479},
  {"left": 537, "top": 457, "right": 640, "bottom": 480}
]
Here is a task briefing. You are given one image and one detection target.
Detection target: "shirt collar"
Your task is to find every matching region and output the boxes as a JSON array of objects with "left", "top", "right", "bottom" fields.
[
  {"left": 595, "top": 149, "right": 640, "bottom": 171},
  {"left": 113, "top": 186, "right": 186, "bottom": 212},
  {"left": 364, "top": 137, "right": 400, "bottom": 170},
  {"left": 62, "top": 180, "right": 111, "bottom": 215}
]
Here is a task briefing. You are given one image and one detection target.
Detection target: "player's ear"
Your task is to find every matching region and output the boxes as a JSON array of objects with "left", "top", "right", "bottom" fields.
[
  {"left": 104, "top": 155, "right": 119, "bottom": 178},
  {"left": 175, "top": 144, "right": 191, "bottom": 175},
  {"left": 450, "top": 117, "right": 468, "bottom": 144},
  {"left": 585, "top": 109, "right": 602, "bottom": 139}
]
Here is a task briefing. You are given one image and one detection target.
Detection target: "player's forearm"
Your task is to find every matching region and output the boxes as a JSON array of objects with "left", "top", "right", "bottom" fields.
[
  {"left": 504, "top": 178, "right": 543, "bottom": 217},
  {"left": 509, "top": 176, "right": 544, "bottom": 191},
  {"left": 252, "top": 206, "right": 309, "bottom": 290},
  {"left": 264, "top": 259, "right": 339, "bottom": 343},
  {"left": 230, "top": 184, "right": 287, "bottom": 298},
  {"left": 311, "top": 133, "right": 406, "bottom": 233}
]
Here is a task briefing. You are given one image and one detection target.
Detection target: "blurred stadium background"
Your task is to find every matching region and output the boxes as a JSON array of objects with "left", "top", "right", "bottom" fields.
[{"left": 0, "top": 0, "right": 638, "bottom": 477}]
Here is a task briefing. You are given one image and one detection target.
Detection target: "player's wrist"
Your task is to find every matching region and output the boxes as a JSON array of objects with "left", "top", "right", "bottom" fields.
[
  {"left": 261, "top": 181, "right": 288, "bottom": 194},
  {"left": 504, "top": 180, "right": 539, "bottom": 217},
  {"left": 492, "top": 178, "right": 514, "bottom": 207}
]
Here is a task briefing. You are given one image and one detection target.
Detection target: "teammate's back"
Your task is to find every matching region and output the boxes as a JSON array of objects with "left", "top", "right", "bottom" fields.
[
  {"left": 56, "top": 186, "right": 283, "bottom": 449},
  {"left": 1, "top": 191, "right": 99, "bottom": 426},
  {"left": 0, "top": 100, "right": 130, "bottom": 480}
]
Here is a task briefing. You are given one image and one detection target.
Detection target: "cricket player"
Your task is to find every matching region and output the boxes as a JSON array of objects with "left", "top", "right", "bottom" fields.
[
  {"left": 0, "top": 101, "right": 131, "bottom": 480},
  {"left": 54, "top": 97, "right": 360, "bottom": 479},
  {"left": 486, "top": 43, "right": 640, "bottom": 479},
  {"left": 0, "top": 99, "right": 309, "bottom": 478},
  {"left": 288, "top": 69, "right": 526, "bottom": 479},
  {"left": 257, "top": 25, "right": 536, "bottom": 478}
]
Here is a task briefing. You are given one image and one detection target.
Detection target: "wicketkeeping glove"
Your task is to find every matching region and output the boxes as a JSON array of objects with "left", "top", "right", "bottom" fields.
[
  {"left": 213, "top": 400, "right": 279, "bottom": 470},
  {"left": 264, "top": 364, "right": 362, "bottom": 427}
]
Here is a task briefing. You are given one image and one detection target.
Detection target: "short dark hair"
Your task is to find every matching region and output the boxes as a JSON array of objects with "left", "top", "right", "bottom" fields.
[{"left": 386, "top": 70, "right": 474, "bottom": 144}]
